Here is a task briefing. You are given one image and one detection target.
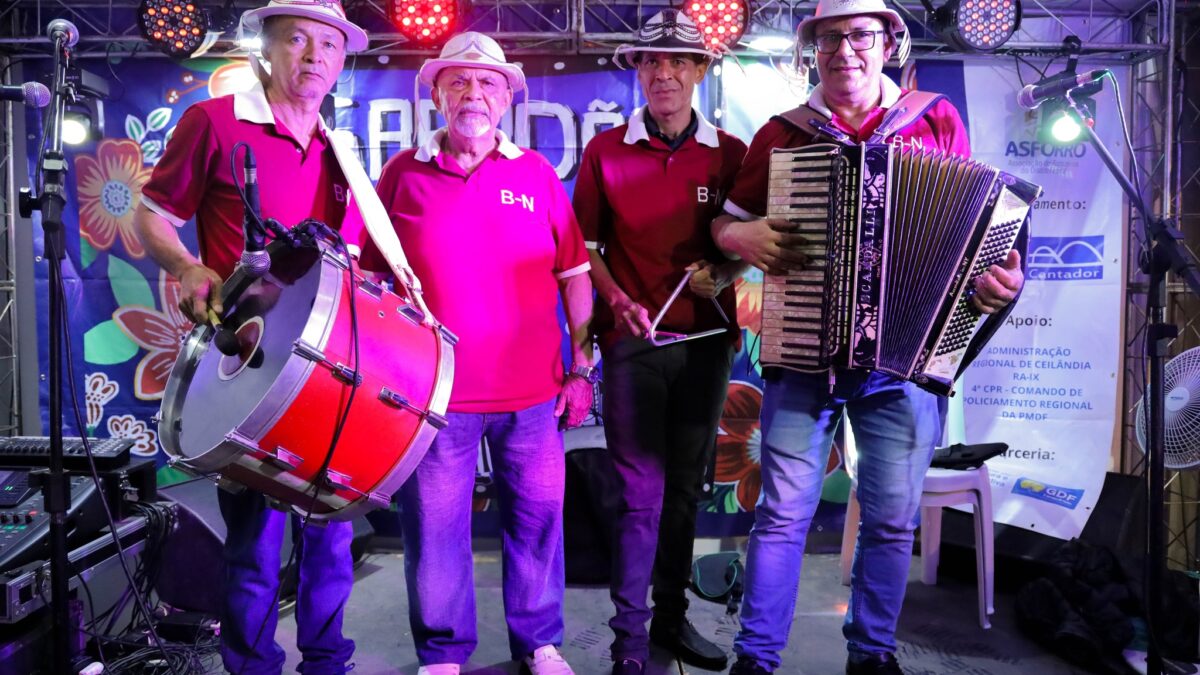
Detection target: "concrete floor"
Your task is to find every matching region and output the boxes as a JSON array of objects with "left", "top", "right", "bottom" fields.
[{"left": 276, "top": 545, "right": 1093, "bottom": 675}]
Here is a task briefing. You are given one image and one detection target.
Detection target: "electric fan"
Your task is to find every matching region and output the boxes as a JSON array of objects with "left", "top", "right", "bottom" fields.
[{"left": 1136, "top": 346, "right": 1200, "bottom": 469}]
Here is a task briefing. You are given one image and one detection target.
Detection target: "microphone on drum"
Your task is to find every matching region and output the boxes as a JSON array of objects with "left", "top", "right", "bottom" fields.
[{"left": 238, "top": 145, "right": 270, "bottom": 278}]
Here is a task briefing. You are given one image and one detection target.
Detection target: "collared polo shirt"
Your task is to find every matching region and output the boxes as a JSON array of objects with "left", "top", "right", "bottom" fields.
[
  {"left": 142, "top": 84, "right": 364, "bottom": 279},
  {"left": 360, "top": 129, "right": 590, "bottom": 414},
  {"left": 724, "top": 75, "right": 971, "bottom": 220},
  {"left": 574, "top": 107, "right": 747, "bottom": 352}
]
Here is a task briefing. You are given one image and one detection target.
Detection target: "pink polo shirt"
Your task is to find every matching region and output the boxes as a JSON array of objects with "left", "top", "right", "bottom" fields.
[
  {"left": 574, "top": 107, "right": 747, "bottom": 352},
  {"left": 360, "top": 129, "right": 590, "bottom": 414},
  {"left": 141, "top": 84, "right": 365, "bottom": 279},
  {"left": 725, "top": 77, "right": 971, "bottom": 220}
]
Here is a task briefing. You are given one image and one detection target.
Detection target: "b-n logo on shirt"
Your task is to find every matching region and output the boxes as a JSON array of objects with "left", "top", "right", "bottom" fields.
[
  {"left": 889, "top": 135, "right": 928, "bottom": 152},
  {"left": 697, "top": 186, "right": 724, "bottom": 205},
  {"left": 500, "top": 189, "right": 535, "bottom": 213}
]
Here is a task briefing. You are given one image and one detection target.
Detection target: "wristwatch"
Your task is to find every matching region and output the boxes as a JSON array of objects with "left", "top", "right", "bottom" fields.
[{"left": 568, "top": 363, "right": 601, "bottom": 384}]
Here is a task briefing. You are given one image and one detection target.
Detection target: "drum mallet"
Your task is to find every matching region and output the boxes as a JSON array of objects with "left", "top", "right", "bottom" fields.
[{"left": 208, "top": 308, "right": 241, "bottom": 356}]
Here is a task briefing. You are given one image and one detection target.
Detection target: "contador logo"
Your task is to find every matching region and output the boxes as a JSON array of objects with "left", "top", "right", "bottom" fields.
[
  {"left": 1028, "top": 235, "right": 1104, "bottom": 282},
  {"left": 1012, "top": 478, "right": 1084, "bottom": 509}
]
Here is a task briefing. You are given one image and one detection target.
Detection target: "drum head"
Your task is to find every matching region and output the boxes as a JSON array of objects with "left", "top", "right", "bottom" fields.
[{"left": 171, "top": 245, "right": 330, "bottom": 461}]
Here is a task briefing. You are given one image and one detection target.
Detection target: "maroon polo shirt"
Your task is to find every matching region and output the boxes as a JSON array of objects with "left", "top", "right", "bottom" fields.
[
  {"left": 142, "top": 84, "right": 365, "bottom": 279},
  {"left": 574, "top": 107, "right": 747, "bottom": 352},
  {"left": 724, "top": 78, "right": 971, "bottom": 221}
]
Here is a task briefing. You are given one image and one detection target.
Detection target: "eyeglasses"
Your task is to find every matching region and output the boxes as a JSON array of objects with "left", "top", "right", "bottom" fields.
[{"left": 814, "top": 30, "right": 886, "bottom": 54}]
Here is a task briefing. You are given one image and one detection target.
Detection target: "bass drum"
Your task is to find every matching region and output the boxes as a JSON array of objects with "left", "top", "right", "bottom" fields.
[{"left": 159, "top": 240, "right": 455, "bottom": 521}]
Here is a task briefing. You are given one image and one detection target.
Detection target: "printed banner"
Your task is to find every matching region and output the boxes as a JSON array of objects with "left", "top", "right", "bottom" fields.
[{"left": 959, "top": 63, "right": 1127, "bottom": 539}]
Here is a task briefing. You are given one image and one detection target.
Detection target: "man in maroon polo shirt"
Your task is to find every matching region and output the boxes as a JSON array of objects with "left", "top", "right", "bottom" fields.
[
  {"left": 133, "top": 2, "right": 366, "bottom": 673},
  {"left": 572, "top": 10, "right": 747, "bottom": 675},
  {"left": 358, "top": 32, "right": 593, "bottom": 675},
  {"left": 711, "top": 1, "right": 1024, "bottom": 674}
]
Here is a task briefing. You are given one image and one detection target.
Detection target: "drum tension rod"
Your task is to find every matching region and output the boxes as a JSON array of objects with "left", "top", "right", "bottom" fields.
[
  {"left": 379, "top": 387, "right": 449, "bottom": 430},
  {"left": 293, "top": 339, "right": 364, "bottom": 387}
]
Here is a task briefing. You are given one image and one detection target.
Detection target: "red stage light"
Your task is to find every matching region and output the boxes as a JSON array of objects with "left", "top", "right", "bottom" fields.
[
  {"left": 391, "top": 0, "right": 463, "bottom": 46},
  {"left": 682, "top": 0, "right": 749, "bottom": 50},
  {"left": 138, "top": 0, "right": 208, "bottom": 57}
]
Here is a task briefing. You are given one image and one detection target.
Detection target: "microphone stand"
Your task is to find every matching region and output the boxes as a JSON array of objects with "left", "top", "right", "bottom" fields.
[
  {"left": 1066, "top": 91, "right": 1200, "bottom": 675},
  {"left": 19, "top": 22, "right": 77, "bottom": 675}
]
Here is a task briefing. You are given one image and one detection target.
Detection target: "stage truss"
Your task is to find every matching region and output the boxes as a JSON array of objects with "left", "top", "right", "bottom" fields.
[{"left": 0, "top": 0, "right": 1192, "bottom": 561}]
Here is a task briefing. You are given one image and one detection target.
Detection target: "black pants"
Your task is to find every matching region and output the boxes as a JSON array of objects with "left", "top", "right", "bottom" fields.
[{"left": 603, "top": 334, "right": 734, "bottom": 662}]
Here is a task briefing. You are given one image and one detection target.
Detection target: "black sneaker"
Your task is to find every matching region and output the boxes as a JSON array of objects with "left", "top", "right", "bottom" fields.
[
  {"left": 729, "top": 655, "right": 773, "bottom": 675},
  {"left": 846, "top": 652, "right": 903, "bottom": 675},
  {"left": 648, "top": 618, "right": 728, "bottom": 670},
  {"left": 611, "top": 658, "right": 643, "bottom": 675}
]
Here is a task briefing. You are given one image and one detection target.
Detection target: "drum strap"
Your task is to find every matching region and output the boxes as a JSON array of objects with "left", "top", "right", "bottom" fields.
[{"left": 328, "top": 134, "right": 435, "bottom": 324}]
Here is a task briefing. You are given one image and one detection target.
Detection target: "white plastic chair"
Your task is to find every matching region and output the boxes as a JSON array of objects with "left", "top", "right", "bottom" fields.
[{"left": 837, "top": 397, "right": 995, "bottom": 629}]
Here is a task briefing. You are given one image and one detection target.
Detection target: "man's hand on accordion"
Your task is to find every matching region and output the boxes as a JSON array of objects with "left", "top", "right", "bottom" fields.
[
  {"left": 972, "top": 250, "right": 1025, "bottom": 314},
  {"left": 711, "top": 215, "right": 809, "bottom": 275}
]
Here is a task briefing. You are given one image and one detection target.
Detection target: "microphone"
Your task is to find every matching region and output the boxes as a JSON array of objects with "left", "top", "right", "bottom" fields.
[
  {"left": 0, "top": 82, "right": 51, "bottom": 108},
  {"left": 1017, "top": 69, "right": 1109, "bottom": 110},
  {"left": 46, "top": 19, "right": 79, "bottom": 48},
  {"left": 238, "top": 145, "right": 270, "bottom": 278}
]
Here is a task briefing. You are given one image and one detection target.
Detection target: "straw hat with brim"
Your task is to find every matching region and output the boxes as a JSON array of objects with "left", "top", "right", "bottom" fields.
[
  {"left": 613, "top": 9, "right": 720, "bottom": 70},
  {"left": 795, "top": 0, "right": 911, "bottom": 64},
  {"left": 241, "top": 0, "right": 369, "bottom": 53},
  {"left": 417, "top": 32, "right": 526, "bottom": 92}
]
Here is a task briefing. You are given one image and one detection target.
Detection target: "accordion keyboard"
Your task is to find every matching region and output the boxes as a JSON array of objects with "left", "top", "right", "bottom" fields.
[{"left": 761, "top": 148, "right": 841, "bottom": 369}]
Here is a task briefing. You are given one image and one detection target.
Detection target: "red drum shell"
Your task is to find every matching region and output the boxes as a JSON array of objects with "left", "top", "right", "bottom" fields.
[{"left": 159, "top": 241, "right": 454, "bottom": 521}]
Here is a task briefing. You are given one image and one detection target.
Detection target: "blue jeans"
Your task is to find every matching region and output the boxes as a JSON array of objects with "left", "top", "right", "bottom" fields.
[
  {"left": 734, "top": 369, "right": 940, "bottom": 670},
  {"left": 399, "top": 398, "right": 566, "bottom": 665},
  {"left": 218, "top": 487, "right": 356, "bottom": 675},
  {"left": 602, "top": 335, "right": 733, "bottom": 663}
]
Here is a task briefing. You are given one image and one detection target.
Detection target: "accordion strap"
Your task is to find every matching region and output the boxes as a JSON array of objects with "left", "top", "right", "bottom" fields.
[
  {"left": 773, "top": 105, "right": 852, "bottom": 145},
  {"left": 867, "top": 90, "right": 946, "bottom": 144},
  {"left": 773, "top": 90, "right": 947, "bottom": 146}
]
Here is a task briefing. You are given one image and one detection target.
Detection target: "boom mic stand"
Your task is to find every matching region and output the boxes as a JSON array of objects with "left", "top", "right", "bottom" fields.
[
  {"left": 17, "top": 18, "right": 81, "bottom": 675},
  {"left": 1065, "top": 87, "right": 1200, "bottom": 675}
]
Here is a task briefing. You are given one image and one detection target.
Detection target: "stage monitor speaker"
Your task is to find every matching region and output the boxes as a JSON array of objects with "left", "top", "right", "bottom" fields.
[
  {"left": 935, "top": 471, "right": 1145, "bottom": 590},
  {"left": 155, "top": 480, "right": 375, "bottom": 615}
]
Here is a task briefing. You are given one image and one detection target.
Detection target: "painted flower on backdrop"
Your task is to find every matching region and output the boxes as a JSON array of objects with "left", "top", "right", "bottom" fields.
[
  {"left": 113, "top": 271, "right": 194, "bottom": 400},
  {"left": 85, "top": 372, "right": 120, "bottom": 429},
  {"left": 714, "top": 381, "right": 844, "bottom": 511},
  {"left": 107, "top": 414, "right": 159, "bottom": 457},
  {"left": 715, "top": 381, "right": 764, "bottom": 511},
  {"left": 74, "top": 139, "right": 153, "bottom": 258},
  {"left": 735, "top": 274, "right": 762, "bottom": 335}
]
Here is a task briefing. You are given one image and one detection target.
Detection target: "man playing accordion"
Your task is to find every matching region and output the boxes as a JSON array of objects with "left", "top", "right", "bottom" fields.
[{"left": 711, "top": 0, "right": 1024, "bottom": 673}]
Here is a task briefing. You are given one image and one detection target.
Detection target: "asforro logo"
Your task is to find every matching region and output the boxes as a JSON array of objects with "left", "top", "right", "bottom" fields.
[{"left": 1028, "top": 236, "right": 1103, "bottom": 281}]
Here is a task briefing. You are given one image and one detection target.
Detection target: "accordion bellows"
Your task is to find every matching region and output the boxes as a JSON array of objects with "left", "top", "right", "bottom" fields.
[{"left": 762, "top": 143, "right": 1043, "bottom": 396}]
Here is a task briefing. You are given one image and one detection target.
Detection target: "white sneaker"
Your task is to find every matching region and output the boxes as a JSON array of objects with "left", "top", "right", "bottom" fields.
[
  {"left": 417, "top": 665, "right": 460, "bottom": 675},
  {"left": 523, "top": 645, "right": 574, "bottom": 675}
]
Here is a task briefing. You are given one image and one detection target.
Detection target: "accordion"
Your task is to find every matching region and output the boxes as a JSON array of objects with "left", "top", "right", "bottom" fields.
[{"left": 761, "top": 143, "right": 1042, "bottom": 396}]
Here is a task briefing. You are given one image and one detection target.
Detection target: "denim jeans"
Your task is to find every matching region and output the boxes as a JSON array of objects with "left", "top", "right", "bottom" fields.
[
  {"left": 218, "top": 487, "right": 356, "bottom": 675},
  {"left": 602, "top": 335, "right": 733, "bottom": 663},
  {"left": 733, "top": 368, "right": 940, "bottom": 670},
  {"left": 399, "top": 397, "right": 566, "bottom": 665}
]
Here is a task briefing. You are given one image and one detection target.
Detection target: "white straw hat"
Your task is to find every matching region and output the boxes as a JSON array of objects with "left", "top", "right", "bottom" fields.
[
  {"left": 795, "top": 0, "right": 912, "bottom": 65},
  {"left": 417, "top": 31, "right": 526, "bottom": 92},
  {"left": 240, "top": 0, "right": 369, "bottom": 53},
  {"left": 613, "top": 9, "right": 720, "bottom": 70}
]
